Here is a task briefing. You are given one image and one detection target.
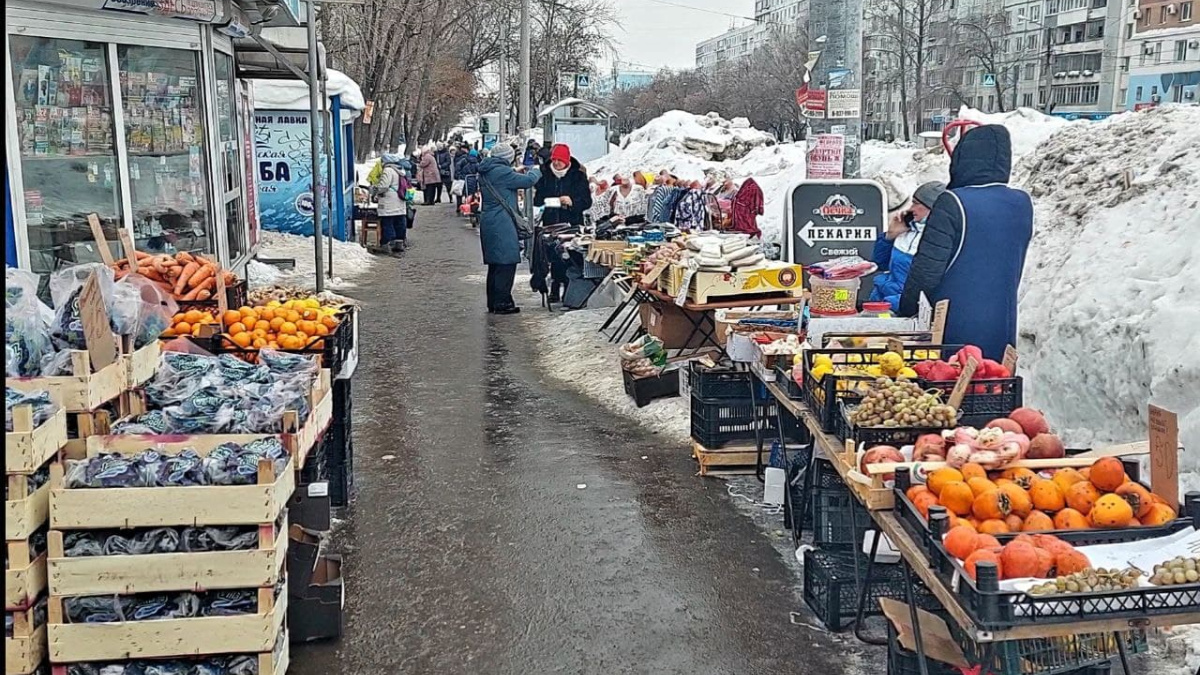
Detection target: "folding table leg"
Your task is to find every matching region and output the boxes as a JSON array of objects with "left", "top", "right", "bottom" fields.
[
  {"left": 751, "top": 376, "right": 765, "bottom": 481},
  {"left": 903, "top": 562, "right": 931, "bottom": 675},
  {"left": 1115, "top": 631, "right": 1131, "bottom": 675},
  {"left": 852, "top": 522, "right": 887, "bottom": 646}
]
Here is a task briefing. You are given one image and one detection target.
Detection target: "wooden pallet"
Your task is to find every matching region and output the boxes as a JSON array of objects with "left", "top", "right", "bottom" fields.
[
  {"left": 49, "top": 445, "right": 294, "bottom": 531},
  {"left": 6, "top": 407, "right": 67, "bottom": 475},
  {"left": 6, "top": 351, "right": 128, "bottom": 413},
  {"left": 691, "top": 440, "right": 768, "bottom": 477},
  {"left": 47, "top": 588, "right": 287, "bottom": 662},
  {"left": 47, "top": 515, "right": 288, "bottom": 597},
  {"left": 5, "top": 537, "right": 47, "bottom": 612},
  {"left": 5, "top": 598, "right": 47, "bottom": 675},
  {"left": 5, "top": 476, "right": 50, "bottom": 542}
]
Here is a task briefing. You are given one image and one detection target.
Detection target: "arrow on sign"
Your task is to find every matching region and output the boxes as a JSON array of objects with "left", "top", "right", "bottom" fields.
[{"left": 798, "top": 220, "right": 878, "bottom": 247}]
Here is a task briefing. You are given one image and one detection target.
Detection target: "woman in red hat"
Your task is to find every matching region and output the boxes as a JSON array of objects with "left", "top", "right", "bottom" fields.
[{"left": 533, "top": 143, "right": 592, "bottom": 302}]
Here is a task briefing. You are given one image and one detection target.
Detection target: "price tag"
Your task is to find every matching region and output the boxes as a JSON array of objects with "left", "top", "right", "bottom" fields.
[
  {"left": 947, "top": 357, "right": 978, "bottom": 410},
  {"left": 931, "top": 300, "right": 950, "bottom": 345},
  {"left": 886, "top": 338, "right": 905, "bottom": 356},
  {"left": 87, "top": 214, "right": 117, "bottom": 267},
  {"left": 1148, "top": 405, "right": 1179, "bottom": 509},
  {"left": 79, "top": 271, "right": 119, "bottom": 369},
  {"left": 1002, "top": 344, "right": 1019, "bottom": 374},
  {"left": 116, "top": 228, "right": 139, "bottom": 272},
  {"left": 834, "top": 289, "right": 850, "bottom": 302}
]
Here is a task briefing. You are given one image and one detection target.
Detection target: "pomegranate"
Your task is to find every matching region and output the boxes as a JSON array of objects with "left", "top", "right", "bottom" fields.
[
  {"left": 860, "top": 445, "right": 905, "bottom": 481},
  {"left": 1009, "top": 407, "right": 1050, "bottom": 438},
  {"left": 1027, "top": 433, "right": 1066, "bottom": 460}
]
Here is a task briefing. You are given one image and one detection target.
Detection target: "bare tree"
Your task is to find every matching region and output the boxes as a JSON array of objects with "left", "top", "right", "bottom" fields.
[
  {"left": 940, "top": 10, "right": 1025, "bottom": 113},
  {"left": 867, "top": 0, "right": 951, "bottom": 140}
]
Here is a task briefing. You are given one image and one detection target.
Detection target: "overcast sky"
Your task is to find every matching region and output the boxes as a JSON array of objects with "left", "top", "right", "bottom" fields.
[{"left": 606, "top": 0, "right": 757, "bottom": 71}]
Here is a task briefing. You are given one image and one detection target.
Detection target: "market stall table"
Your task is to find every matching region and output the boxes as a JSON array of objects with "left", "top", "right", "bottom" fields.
[
  {"left": 641, "top": 288, "right": 805, "bottom": 356},
  {"left": 753, "top": 372, "right": 1200, "bottom": 675}
]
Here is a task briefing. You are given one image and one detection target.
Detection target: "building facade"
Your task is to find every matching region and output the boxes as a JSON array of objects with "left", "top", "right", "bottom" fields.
[
  {"left": 1120, "top": 0, "right": 1199, "bottom": 108},
  {"left": 694, "top": 0, "right": 807, "bottom": 69}
]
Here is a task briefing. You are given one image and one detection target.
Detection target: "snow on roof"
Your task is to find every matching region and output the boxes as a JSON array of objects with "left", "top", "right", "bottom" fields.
[{"left": 252, "top": 68, "right": 365, "bottom": 112}]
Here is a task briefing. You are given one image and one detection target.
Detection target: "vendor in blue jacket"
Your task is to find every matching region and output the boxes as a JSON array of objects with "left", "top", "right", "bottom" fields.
[
  {"left": 870, "top": 180, "right": 946, "bottom": 312},
  {"left": 898, "top": 125, "right": 1033, "bottom": 360}
]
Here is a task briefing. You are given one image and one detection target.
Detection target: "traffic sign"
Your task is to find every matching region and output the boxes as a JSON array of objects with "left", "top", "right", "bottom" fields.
[
  {"left": 982, "top": 73, "right": 997, "bottom": 88},
  {"left": 576, "top": 73, "right": 590, "bottom": 89}
]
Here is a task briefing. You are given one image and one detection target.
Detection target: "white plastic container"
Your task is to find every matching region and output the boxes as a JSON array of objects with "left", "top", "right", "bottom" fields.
[{"left": 809, "top": 276, "right": 860, "bottom": 316}]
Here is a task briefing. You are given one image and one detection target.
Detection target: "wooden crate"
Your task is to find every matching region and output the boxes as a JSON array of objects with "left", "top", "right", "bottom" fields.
[
  {"left": 47, "top": 588, "right": 287, "bottom": 662},
  {"left": 123, "top": 339, "right": 161, "bottom": 388},
  {"left": 46, "top": 633, "right": 289, "bottom": 675},
  {"left": 6, "top": 351, "right": 128, "bottom": 413},
  {"left": 691, "top": 440, "right": 767, "bottom": 477},
  {"left": 6, "top": 407, "right": 67, "bottom": 475},
  {"left": 47, "top": 516, "right": 287, "bottom": 596},
  {"left": 5, "top": 476, "right": 50, "bottom": 541},
  {"left": 114, "top": 368, "right": 333, "bottom": 474},
  {"left": 49, "top": 442, "right": 294, "bottom": 531},
  {"left": 6, "top": 598, "right": 47, "bottom": 675},
  {"left": 5, "top": 539, "right": 47, "bottom": 612},
  {"left": 829, "top": 440, "right": 895, "bottom": 511}
]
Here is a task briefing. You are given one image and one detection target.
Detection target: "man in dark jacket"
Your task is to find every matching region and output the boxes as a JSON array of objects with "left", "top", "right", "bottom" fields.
[
  {"left": 898, "top": 125, "right": 1033, "bottom": 360},
  {"left": 453, "top": 145, "right": 480, "bottom": 210},
  {"left": 534, "top": 144, "right": 593, "bottom": 303}
]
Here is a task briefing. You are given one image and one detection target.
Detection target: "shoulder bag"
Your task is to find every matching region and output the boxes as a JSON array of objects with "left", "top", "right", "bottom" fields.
[{"left": 479, "top": 175, "right": 533, "bottom": 238}]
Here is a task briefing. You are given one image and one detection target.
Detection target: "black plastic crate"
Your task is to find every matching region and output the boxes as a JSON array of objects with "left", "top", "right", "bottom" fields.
[
  {"left": 689, "top": 361, "right": 755, "bottom": 399},
  {"left": 919, "top": 376, "right": 1023, "bottom": 428},
  {"left": 894, "top": 476, "right": 1200, "bottom": 630},
  {"left": 328, "top": 439, "right": 353, "bottom": 508},
  {"left": 774, "top": 363, "right": 805, "bottom": 400},
  {"left": 836, "top": 402, "right": 948, "bottom": 447},
  {"left": 623, "top": 367, "right": 680, "bottom": 408},
  {"left": 887, "top": 623, "right": 960, "bottom": 675},
  {"left": 696, "top": 393, "right": 796, "bottom": 446},
  {"left": 784, "top": 444, "right": 815, "bottom": 534},
  {"left": 212, "top": 304, "right": 356, "bottom": 373},
  {"left": 947, "top": 617, "right": 1146, "bottom": 675},
  {"left": 800, "top": 346, "right": 962, "bottom": 433},
  {"left": 175, "top": 279, "right": 248, "bottom": 315},
  {"left": 812, "top": 458, "right": 872, "bottom": 549},
  {"left": 803, "top": 548, "right": 938, "bottom": 631}
]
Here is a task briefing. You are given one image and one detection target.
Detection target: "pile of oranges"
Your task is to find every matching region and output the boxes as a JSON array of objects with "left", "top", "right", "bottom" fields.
[
  {"left": 220, "top": 299, "right": 341, "bottom": 351},
  {"left": 163, "top": 309, "right": 219, "bottom": 338}
]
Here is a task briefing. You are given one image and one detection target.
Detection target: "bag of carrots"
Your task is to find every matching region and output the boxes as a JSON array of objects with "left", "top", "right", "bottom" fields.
[{"left": 111, "top": 251, "right": 237, "bottom": 301}]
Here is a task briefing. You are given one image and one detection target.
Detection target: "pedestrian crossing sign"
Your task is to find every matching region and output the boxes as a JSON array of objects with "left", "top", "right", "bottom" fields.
[{"left": 982, "top": 73, "right": 997, "bottom": 88}]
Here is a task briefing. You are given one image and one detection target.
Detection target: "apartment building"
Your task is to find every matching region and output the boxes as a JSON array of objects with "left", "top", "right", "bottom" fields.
[
  {"left": 694, "top": 0, "right": 807, "bottom": 69},
  {"left": 1119, "top": 0, "right": 1199, "bottom": 108}
]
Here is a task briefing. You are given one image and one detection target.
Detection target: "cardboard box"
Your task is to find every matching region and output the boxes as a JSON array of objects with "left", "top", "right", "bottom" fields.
[
  {"left": 287, "top": 524, "right": 325, "bottom": 596},
  {"left": 638, "top": 302, "right": 710, "bottom": 350},
  {"left": 289, "top": 555, "right": 345, "bottom": 643},
  {"left": 288, "top": 482, "right": 332, "bottom": 532}
]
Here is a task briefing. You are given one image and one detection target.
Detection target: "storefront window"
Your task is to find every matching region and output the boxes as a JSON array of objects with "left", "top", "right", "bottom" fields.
[
  {"left": 9, "top": 36, "right": 123, "bottom": 278},
  {"left": 214, "top": 51, "right": 247, "bottom": 261},
  {"left": 117, "top": 45, "right": 212, "bottom": 256}
]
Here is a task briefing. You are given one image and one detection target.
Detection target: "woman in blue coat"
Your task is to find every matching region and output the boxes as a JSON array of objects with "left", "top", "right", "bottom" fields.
[{"left": 478, "top": 144, "right": 540, "bottom": 314}]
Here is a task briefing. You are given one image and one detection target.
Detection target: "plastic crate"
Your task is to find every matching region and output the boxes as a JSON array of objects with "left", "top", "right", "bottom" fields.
[
  {"left": 812, "top": 458, "right": 872, "bottom": 549},
  {"left": 784, "top": 444, "right": 815, "bottom": 534},
  {"left": 947, "top": 618, "right": 1146, "bottom": 675},
  {"left": 894, "top": 474, "right": 1200, "bottom": 630},
  {"left": 174, "top": 279, "right": 248, "bottom": 314},
  {"left": 773, "top": 363, "right": 805, "bottom": 400},
  {"left": 803, "top": 549, "right": 938, "bottom": 631},
  {"left": 919, "top": 375, "right": 1023, "bottom": 427},
  {"left": 689, "top": 394, "right": 779, "bottom": 448},
  {"left": 800, "top": 346, "right": 961, "bottom": 433},
  {"left": 213, "top": 304, "right": 356, "bottom": 372},
  {"left": 328, "top": 437, "right": 354, "bottom": 508},
  {"left": 688, "top": 361, "right": 755, "bottom": 399},
  {"left": 623, "top": 367, "right": 680, "bottom": 408},
  {"left": 836, "top": 402, "right": 948, "bottom": 447},
  {"left": 887, "top": 623, "right": 960, "bottom": 675}
]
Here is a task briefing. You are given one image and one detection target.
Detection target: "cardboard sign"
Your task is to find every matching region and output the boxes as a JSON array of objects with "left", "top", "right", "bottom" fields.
[
  {"left": 87, "top": 214, "right": 117, "bottom": 268},
  {"left": 1002, "top": 344, "right": 1019, "bottom": 374},
  {"left": 931, "top": 300, "right": 949, "bottom": 345},
  {"left": 642, "top": 258, "right": 671, "bottom": 286},
  {"left": 1148, "top": 405, "right": 1179, "bottom": 509},
  {"left": 116, "top": 228, "right": 139, "bottom": 272},
  {"left": 215, "top": 266, "right": 229, "bottom": 318},
  {"left": 947, "top": 357, "right": 978, "bottom": 410},
  {"left": 79, "top": 271, "right": 119, "bottom": 370},
  {"left": 886, "top": 338, "right": 905, "bottom": 356}
]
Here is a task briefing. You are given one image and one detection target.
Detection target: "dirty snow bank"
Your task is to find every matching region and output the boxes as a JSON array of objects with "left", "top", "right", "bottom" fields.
[
  {"left": 587, "top": 111, "right": 807, "bottom": 246},
  {"left": 525, "top": 307, "right": 689, "bottom": 443},
  {"left": 1013, "top": 106, "right": 1200, "bottom": 491},
  {"left": 249, "top": 231, "right": 378, "bottom": 290}
]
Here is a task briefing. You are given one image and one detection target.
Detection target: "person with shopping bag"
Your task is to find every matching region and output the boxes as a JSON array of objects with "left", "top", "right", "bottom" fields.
[
  {"left": 478, "top": 144, "right": 540, "bottom": 314},
  {"left": 533, "top": 143, "right": 591, "bottom": 303}
]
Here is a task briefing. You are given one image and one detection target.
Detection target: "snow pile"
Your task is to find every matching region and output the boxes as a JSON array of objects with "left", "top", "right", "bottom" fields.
[
  {"left": 251, "top": 69, "right": 366, "bottom": 112},
  {"left": 250, "top": 231, "right": 378, "bottom": 290},
  {"left": 587, "top": 111, "right": 807, "bottom": 245},
  {"left": 526, "top": 308, "right": 689, "bottom": 443},
  {"left": 1013, "top": 106, "right": 1200, "bottom": 486}
]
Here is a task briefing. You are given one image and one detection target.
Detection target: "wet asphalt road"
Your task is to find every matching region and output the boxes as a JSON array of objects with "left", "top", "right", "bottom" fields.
[{"left": 290, "top": 204, "right": 860, "bottom": 674}]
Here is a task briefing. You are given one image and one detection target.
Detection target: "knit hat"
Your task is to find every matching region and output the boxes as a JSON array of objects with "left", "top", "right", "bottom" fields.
[
  {"left": 550, "top": 144, "right": 571, "bottom": 165},
  {"left": 913, "top": 181, "right": 947, "bottom": 208},
  {"left": 491, "top": 144, "right": 515, "bottom": 163}
]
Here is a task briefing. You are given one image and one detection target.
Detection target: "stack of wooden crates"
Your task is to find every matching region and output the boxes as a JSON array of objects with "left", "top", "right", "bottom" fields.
[{"left": 6, "top": 340, "right": 329, "bottom": 673}]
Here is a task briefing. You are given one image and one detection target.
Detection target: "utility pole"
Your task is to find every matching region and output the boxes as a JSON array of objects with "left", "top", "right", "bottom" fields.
[
  {"left": 519, "top": 0, "right": 531, "bottom": 131},
  {"left": 499, "top": 28, "right": 508, "bottom": 138},
  {"left": 805, "top": 0, "right": 865, "bottom": 177},
  {"left": 305, "top": 0, "right": 324, "bottom": 292}
]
